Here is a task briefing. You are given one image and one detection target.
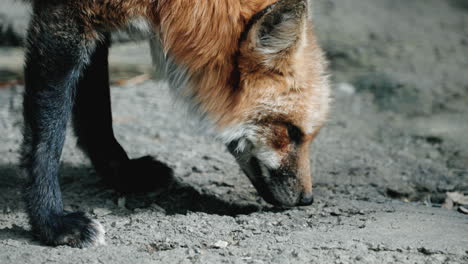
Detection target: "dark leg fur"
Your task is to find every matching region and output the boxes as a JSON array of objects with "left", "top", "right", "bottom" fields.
[
  {"left": 21, "top": 5, "right": 104, "bottom": 247},
  {"left": 72, "top": 34, "right": 173, "bottom": 193},
  {"left": 21, "top": 2, "right": 172, "bottom": 248}
]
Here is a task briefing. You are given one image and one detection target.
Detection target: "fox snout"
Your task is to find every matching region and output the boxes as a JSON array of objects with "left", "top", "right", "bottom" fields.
[
  {"left": 228, "top": 140, "right": 314, "bottom": 207},
  {"left": 266, "top": 165, "right": 314, "bottom": 206}
]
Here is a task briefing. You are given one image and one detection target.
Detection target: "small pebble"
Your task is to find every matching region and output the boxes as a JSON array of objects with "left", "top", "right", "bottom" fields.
[
  {"left": 330, "top": 209, "right": 341, "bottom": 216},
  {"left": 212, "top": 240, "right": 228, "bottom": 249}
]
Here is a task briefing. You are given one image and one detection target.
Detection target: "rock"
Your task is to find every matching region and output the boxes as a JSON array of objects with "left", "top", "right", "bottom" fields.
[
  {"left": 330, "top": 209, "right": 342, "bottom": 216},
  {"left": 212, "top": 240, "right": 228, "bottom": 249}
]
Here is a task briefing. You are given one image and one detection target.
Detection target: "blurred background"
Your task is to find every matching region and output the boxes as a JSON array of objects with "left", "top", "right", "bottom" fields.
[{"left": 0, "top": 0, "right": 467, "bottom": 211}]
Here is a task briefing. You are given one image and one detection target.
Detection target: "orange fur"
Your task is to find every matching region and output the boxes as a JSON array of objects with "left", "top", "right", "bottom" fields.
[
  {"left": 74, "top": 0, "right": 330, "bottom": 198},
  {"left": 154, "top": 1, "right": 328, "bottom": 131},
  {"left": 153, "top": 0, "right": 279, "bottom": 126},
  {"left": 75, "top": 1, "right": 328, "bottom": 130}
]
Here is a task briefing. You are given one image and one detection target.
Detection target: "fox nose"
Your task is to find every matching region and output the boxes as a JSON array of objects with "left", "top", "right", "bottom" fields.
[{"left": 297, "top": 192, "right": 314, "bottom": 206}]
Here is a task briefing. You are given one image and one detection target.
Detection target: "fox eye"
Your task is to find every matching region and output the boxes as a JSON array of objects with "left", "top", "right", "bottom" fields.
[{"left": 286, "top": 123, "right": 303, "bottom": 144}]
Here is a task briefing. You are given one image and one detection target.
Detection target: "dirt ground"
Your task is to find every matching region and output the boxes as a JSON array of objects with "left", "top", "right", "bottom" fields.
[{"left": 0, "top": 0, "right": 467, "bottom": 263}]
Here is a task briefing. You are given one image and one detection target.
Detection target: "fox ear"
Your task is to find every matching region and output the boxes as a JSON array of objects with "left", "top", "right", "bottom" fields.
[{"left": 242, "top": 0, "right": 308, "bottom": 66}]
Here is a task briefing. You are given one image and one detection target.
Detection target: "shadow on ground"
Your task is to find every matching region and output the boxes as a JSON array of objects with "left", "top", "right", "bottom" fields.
[
  {"left": 0, "top": 161, "right": 268, "bottom": 243},
  {"left": 0, "top": 162, "right": 266, "bottom": 217}
]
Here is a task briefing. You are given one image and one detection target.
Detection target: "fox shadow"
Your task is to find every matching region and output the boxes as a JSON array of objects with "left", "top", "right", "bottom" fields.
[
  {"left": 0, "top": 160, "right": 268, "bottom": 216},
  {"left": 0, "top": 161, "right": 273, "bottom": 242},
  {"left": 0, "top": 162, "right": 268, "bottom": 215}
]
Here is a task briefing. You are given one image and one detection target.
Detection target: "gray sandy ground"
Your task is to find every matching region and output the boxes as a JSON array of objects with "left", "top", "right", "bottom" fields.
[{"left": 1, "top": 0, "right": 467, "bottom": 263}]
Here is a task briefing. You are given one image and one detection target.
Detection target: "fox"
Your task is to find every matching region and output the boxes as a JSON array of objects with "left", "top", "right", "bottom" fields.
[{"left": 20, "top": 0, "right": 330, "bottom": 247}]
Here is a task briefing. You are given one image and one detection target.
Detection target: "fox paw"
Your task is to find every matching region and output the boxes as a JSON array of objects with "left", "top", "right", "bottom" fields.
[{"left": 37, "top": 212, "right": 105, "bottom": 248}]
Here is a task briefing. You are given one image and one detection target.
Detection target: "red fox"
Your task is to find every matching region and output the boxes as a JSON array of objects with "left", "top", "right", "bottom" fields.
[{"left": 20, "top": 0, "right": 330, "bottom": 247}]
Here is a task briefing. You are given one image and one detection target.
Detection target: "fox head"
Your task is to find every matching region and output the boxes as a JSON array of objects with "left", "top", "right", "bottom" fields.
[
  {"left": 216, "top": 0, "right": 330, "bottom": 207},
  {"left": 153, "top": 0, "right": 330, "bottom": 207}
]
